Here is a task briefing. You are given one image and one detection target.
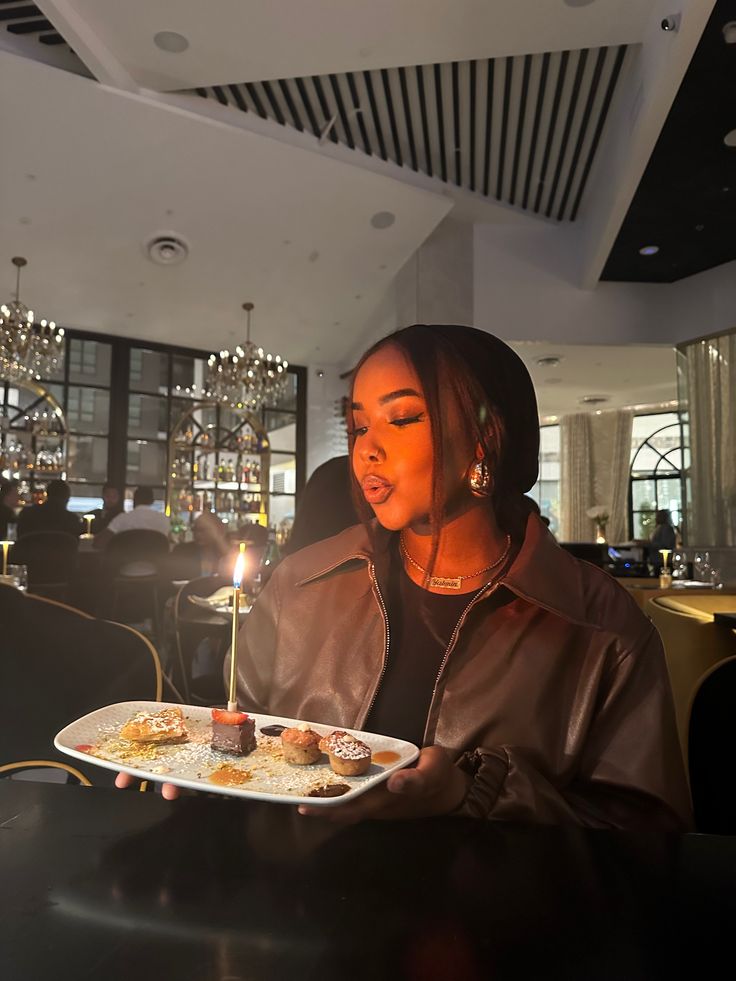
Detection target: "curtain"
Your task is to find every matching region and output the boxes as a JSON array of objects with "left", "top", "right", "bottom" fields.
[
  {"left": 681, "top": 333, "right": 736, "bottom": 546},
  {"left": 560, "top": 413, "right": 593, "bottom": 541},
  {"left": 591, "top": 410, "right": 633, "bottom": 544}
]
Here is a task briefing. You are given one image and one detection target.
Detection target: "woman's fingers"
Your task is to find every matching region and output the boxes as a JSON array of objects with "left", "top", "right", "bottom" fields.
[
  {"left": 114, "top": 771, "right": 180, "bottom": 799},
  {"left": 161, "top": 783, "right": 180, "bottom": 800},
  {"left": 115, "top": 772, "right": 135, "bottom": 789}
]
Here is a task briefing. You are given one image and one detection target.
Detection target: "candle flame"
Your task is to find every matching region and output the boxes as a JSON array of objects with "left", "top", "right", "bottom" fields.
[{"left": 233, "top": 552, "right": 245, "bottom": 588}]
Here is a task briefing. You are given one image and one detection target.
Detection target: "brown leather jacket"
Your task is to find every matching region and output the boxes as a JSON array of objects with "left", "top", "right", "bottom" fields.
[{"left": 233, "top": 513, "right": 693, "bottom": 831}]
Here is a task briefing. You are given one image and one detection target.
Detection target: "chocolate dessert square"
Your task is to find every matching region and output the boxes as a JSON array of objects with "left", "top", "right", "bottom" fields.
[{"left": 211, "top": 717, "right": 256, "bottom": 755}]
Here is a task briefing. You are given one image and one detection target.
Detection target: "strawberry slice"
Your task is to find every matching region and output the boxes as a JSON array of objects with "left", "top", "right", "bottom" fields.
[
  {"left": 75, "top": 744, "right": 93, "bottom": 752},
  {"left": 211, "top": 708, "right": 249, "bottom": 725}
]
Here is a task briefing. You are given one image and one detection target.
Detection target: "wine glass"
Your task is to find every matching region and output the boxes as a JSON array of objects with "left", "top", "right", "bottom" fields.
[
  {"left": 693, "top": 552, "right": 705, "bottom": 581},
  {"left": 672, "top": 550, "right": 686, "bottom": 579}
]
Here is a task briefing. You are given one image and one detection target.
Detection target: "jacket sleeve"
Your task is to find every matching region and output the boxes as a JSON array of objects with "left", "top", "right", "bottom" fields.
[
  {"left": 455, "top": 625, "right": 693, "bottom": 831},
  {"left": 224, "top": 568, "right": 282, "bottom": 714}
]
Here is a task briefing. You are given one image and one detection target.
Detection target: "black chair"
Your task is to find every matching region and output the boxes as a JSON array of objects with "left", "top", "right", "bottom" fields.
[
  {"left": 166, "top": 541, "right": 204, "bottom": 582},
  {"left": 10, "top": 530, "right": 79, "bottom": 600},
  {"left": 173, "top": 575, "right": 232, "bottom": 704},
  {"left": 103, "top": 530, "right": 170, "bottom": 639},
  {"left": 688, "top": 654, "right": 736, "bottom": 835},
  {"left": 0, "top": 584, "right": 168, "bottom": 786}
]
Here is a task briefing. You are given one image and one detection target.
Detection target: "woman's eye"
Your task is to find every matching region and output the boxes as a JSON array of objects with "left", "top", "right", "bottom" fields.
[
  {"left": 349, "top": 426, "right": 368, "bottom": 438},
  {"left": 391, "top": 414, "right": 424, "bottom": 428}
]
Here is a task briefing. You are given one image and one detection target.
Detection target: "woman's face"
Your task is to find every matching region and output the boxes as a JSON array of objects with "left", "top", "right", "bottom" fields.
[{"left": 351, "top": 345, "right": 473, "bottom": 531}]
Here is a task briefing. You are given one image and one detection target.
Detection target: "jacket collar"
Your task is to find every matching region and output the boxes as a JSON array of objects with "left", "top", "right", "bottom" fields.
[{"left": 296, "top": 513, "right": 589, "bottom": 626}]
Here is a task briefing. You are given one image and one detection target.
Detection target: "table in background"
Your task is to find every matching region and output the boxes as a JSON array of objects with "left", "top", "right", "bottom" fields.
[
  {"left": 2, "top": 781, "right": 735, "bottom": 980},
  {"left": 618, "top": 578, "right": 735, "bottom": 610}
]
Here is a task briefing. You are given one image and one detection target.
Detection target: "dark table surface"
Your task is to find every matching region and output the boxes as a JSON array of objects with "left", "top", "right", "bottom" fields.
[
  {"left": 713, "top": 611, "right": 736, "bottom": 626},
  {"left": 2, "top": 781, "right": 735, "bottom": 981}
]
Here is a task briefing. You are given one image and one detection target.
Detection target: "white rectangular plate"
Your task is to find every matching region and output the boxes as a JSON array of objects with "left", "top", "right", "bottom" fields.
[{"left": 54, "top": 702, "right": 419, "bottom": 807}]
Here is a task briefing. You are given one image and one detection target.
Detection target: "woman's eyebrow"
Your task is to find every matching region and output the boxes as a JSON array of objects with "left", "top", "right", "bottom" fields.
[{"left": 351, "top": 388, "right": 424, "bottom": 411}]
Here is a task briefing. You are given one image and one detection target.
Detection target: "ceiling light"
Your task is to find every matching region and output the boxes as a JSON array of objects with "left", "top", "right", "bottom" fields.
[
  {"left": 564, "top": 0, "right": 596, "bottom": 6},
  {"left": 153, "top": 31, "right": 189, "bottom": 53},
  {"left": 639, "top": 245, "right": 659, "bottom": 256},
  {"left": 723, "top": 21, "right": 736, "bottom": 44},
  {"left": 579, "top": 395, "right": 610, "bottom": 406},
  {"left": 370, "top": 211, "right": 395, "bottom": 229},
  {"left": 204, "top": 302, "right": 288, "bottom": 411},
  {"left": 0, "top": 257, "right": 64, "bottom": 383},
  {"left": 535, "top": 356, "right": 561, "bottom": 367},
  {"left": 724, "top": 129, "right": 736, "bottom": 147}
]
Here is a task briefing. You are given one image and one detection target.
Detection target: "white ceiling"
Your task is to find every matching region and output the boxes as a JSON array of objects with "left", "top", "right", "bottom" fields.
[
  {"left": 0, "top": 51, "right": 450, "bottom": 365},
  {"left": 1, "top": 0, "right": 709, "bottom": 422},
  {"left": 512, "top": 340, "right": 678, "bottom": 418},
  {"left": 47, "top": 0, "right": 651, "bottom": 90}
]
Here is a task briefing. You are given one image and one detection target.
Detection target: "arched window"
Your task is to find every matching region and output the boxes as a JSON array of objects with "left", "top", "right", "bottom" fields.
[{"left": 629, "top": 412, "right": 682, "bottom": 540}]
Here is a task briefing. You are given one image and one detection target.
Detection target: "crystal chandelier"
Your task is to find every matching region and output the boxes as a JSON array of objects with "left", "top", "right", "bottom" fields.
[
  {"left": 0, "top": 257, "right": 64, "bottom": 382},
  {"left": 204, "top": 302, "right": 288, "bottom": 410}
]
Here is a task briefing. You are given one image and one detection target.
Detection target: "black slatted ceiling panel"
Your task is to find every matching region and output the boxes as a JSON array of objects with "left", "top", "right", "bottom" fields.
[
  {"left": 0, "top": 0, "right": 64, "bottom": 45},
  {"left": 192, "top": 46, "right": 627, "bottom": 221}
]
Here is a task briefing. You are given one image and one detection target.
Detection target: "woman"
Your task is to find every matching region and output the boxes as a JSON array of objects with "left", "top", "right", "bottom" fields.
[
  {"left": 0, "top": 478, "right": 20, "bottom": 539},
  {"left": 120, "top": 325, "right": 691, "bottom": 830}
]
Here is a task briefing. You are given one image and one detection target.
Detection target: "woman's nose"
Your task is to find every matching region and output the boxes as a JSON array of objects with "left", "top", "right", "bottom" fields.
[{"left": 358, "top": 436, "right": 385, "bottom": 463}]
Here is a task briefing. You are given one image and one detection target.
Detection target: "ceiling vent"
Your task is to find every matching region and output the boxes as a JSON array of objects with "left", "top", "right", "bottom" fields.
[
  {"left": 536, "top": 356, "right": 562, "bottom": 367},
  {"left": 145, "top": 234, "right": 189, "bottom": 266},
  {"left": 578, "top": 394, "right": 610, "bottom": 406}
]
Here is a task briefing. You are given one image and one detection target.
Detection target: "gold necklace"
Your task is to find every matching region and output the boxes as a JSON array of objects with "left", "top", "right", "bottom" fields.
[{"left": 399, "top": 533, "right": 512, "bottom": 590}]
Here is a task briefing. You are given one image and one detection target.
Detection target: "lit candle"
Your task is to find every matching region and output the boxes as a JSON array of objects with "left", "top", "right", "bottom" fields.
[
  {"left": 228, "top": 550, "right": 246, "bottom": 712},
  {"left": 1, "top": 541, "right": 10, "bottom": 577},
  {"left": 84, "top": 513, "right": 94, "bottom": 536}
]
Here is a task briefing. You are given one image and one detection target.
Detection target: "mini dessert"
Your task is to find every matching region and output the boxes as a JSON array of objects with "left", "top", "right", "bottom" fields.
[
  {"left": 281, "top": 724, "right": 322, "bottom": 765},
  {"left": 320, "top": 730, "right": 372, "bottom": 777},
  {"left": 120, "top": 706, "right": 188, "bottom": 745},
  {"left": 211, "top": 708, "right": 257, "bottom": 755}
]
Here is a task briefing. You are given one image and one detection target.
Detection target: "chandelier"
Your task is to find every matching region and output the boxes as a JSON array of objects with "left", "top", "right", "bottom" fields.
[
  {"left": 204, "top": 302, "right": 288, "bottom": 410},
  {"left": 0, "top": 257, "right": 64, "bottom": 383}
]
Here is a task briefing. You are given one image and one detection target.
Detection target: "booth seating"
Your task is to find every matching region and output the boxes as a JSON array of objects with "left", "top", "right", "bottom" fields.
[{"left": 646, "top": 593, "right": 736, "bottom": 773}]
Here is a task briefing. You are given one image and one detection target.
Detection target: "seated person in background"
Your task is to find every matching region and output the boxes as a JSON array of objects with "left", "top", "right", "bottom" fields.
[
  {"left": 191, "top": 511, "right": 268, "bottom": 587},
  {"left": 282, "top": 454, "right": 358, "bottom": 556},
  {"left": 94, "top": 485, "right": 169, "bottom": 548},
  {"left": 0, "top": 478, "right": 20, "bottom": 538},
  {"left": 90, "top": 482, "right": 124, "bottom": 533},
  {"left": 17, "top": 479, "right": 82, "bottom": 538},
  {"left": 649, "top": 509, "right": 676, "bottom": 568}
]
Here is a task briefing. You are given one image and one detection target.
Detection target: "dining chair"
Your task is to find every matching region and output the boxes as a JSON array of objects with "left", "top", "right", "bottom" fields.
[
  {"left": 0, "top": 760, "right": 92, "bottom": 786},
  {"left": 103, "top": 529, "right": 170, "bottom": 639},
  {"left": 646, "top": 594, "right": 736, "bottom": 772},
  {"left": 0, "top": 584, "right": 170, "bottom": 786},
  {"left": 688, "top": 655, "right": 736, "bottom": 834},
  {"left": 10, "top": 530, "right": 79, "bottom": 601},
  {"left": 173, "top": 575, "right": 233, "bottom": 704}
]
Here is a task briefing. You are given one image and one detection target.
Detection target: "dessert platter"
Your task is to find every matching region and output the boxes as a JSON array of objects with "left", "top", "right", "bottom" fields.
[{"left": 54, "top": 702, "right": 419, "bottom": 807}]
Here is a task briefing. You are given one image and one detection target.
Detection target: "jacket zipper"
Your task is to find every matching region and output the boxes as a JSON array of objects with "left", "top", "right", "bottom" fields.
[
  {"left": 362, "top": 561, "right": 391, "bottom": 724},
  {"left": 421, "top": 578, "right": 503, "bottom": 746}
]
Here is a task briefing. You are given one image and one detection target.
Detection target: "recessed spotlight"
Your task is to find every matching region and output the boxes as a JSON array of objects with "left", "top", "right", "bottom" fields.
[
  {"left": 695, "top": 223, "right": 705, "bottom": 231},
  {"left": 153, "top": 31, "right": 189, "bottom": 53},
  {"left": 370, "top": 211, "right": 395, "bottom": 229},
  {"left": 564, "top": 0, "right": 596, "bottom": 6},
  {"left": 639, "top": 245, "right": 659, "bottom": 256},
  {"left": 724, "top": 129, "right": 736, "bottom": 147},
  {"left": 535, "top": 356, "right": 562, "bottom": 367},
  {"left": 145, "top": 234, "right": 189, "bottom": 265},
  {"left": 723, "top": 21, "right": 736, "bottom": 44},
  {"left": 579, "top": 395, "right": 610, "bottom": 405}
]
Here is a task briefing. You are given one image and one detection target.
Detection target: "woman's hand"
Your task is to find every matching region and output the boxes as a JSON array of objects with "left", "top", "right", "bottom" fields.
[
  {"left": 114, "top": 771, "right": 181, "bottom": 800},
  {"left": 297, "top": 746, "right": 470, "bottom": 823}
]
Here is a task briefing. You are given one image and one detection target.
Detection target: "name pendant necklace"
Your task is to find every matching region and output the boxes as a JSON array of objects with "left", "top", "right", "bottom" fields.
[{"left": 399, "top": 533, "right": 512, "bottom": 590}]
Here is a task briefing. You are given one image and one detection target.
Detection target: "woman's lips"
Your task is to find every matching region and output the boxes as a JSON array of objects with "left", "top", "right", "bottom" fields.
[{"left": 361, "top": 476, "right": 393, "bottom": 505}]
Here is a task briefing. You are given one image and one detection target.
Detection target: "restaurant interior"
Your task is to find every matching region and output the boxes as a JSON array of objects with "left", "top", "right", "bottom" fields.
[{"left": 2, "top": 2, "right": 736, "bottom": 978}]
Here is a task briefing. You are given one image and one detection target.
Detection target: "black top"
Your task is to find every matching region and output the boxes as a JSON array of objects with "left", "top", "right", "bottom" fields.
[
  {"left": 364, "top": 544, "right": 513, "bottom": 745},
  {"left": 17, "top": 501, "right": 82, "bottom": 538},
  {"left": 90, "top": 504, "right": 124, "bottom": 533}
]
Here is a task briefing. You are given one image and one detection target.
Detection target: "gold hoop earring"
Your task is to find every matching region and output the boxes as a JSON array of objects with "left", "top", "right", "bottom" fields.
[{"left": 469, "top": 458, "right": 492, "bottom": 497}]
